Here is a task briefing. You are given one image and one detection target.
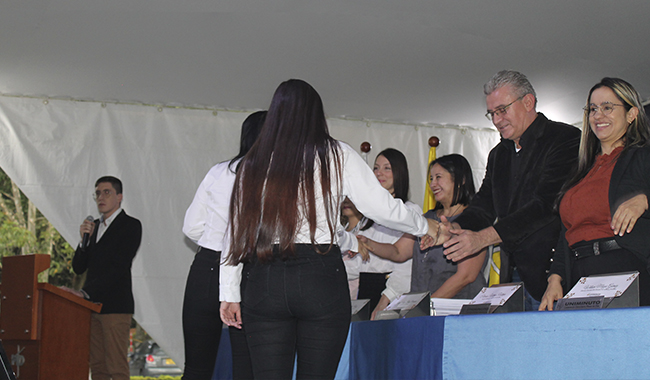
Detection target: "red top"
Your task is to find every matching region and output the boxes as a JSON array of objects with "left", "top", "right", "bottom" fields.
[{"left": 559, "top": 147, "right": 623, "bottom": 246}]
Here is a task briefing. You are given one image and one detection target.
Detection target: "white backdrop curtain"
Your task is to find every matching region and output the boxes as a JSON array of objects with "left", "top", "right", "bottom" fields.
[{"left": 0, "top": 94, "right": 499, "bottom": 366}]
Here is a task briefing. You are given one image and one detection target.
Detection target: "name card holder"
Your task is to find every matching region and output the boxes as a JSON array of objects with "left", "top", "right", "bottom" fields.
[
  {"left": 469, "top": 282, "right": 524, "bottom": 314},
  {"left": 375, "top": 292, "right": 430, "bottom": 320},
  {"left": 604, "top": 272, "right": 639, "bottom": 308},
  {"left": 558, "top": 271, "right": 639, "bottom": 310},
  {"left": 490, "top": 283, "right": 524, "bottom": 313},
  {"left": 351, "top": 299, "right": 370, "bottom": 321}
]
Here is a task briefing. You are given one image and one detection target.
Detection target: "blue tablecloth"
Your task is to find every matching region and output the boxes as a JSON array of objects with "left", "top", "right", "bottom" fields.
[{"left": 213, "top": 307, "right": 650, "bottom": 379}]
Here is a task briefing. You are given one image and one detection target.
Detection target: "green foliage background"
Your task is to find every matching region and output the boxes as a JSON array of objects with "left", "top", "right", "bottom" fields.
[{"left": 0, "top": 167, "right": 77, "bottom": 287}]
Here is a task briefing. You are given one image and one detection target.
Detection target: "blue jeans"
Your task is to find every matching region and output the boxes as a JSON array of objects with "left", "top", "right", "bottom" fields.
[{"left": 241, "top": 245, "right": 351, "bottom": 380}]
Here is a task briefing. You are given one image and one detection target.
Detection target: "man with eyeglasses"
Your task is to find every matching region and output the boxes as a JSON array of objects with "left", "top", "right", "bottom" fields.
[
  {"left": 440, "top": 70, "right": 581, "bottom": 310},
  {"left": 63, "top": 176, "right": 142, "bottom": 380}
]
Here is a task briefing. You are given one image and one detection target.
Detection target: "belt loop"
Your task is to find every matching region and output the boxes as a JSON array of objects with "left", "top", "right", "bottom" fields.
[{"left": 593, "top": 241, "right": 600, "bottom": 256}]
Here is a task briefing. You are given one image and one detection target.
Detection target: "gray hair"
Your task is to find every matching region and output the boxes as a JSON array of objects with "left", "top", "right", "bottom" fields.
[{"left": 484, "top": 70, "right": 537, "bottom": 107}]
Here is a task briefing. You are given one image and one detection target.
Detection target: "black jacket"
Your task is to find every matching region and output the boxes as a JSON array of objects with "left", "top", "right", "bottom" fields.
[
  {"left": 454, "top": 113, "right": 581, "bottom": 300},
  {"left": 72, "top": 210, "right": 142, "bottom": 314}
]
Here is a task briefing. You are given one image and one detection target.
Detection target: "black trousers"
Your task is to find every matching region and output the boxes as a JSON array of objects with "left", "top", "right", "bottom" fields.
[
  {"left": 181, "top": 247, "right": 222, "bottom": 380},
  {"left": 571, "top": 247, "right": 650, "bottom": 306},
  {"left": 241, "top": 245, "right": 351, "bottom": 380}
]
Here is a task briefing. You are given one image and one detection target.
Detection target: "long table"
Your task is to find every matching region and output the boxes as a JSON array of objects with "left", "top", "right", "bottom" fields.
[{"left": 213, "top": 307, "right": 650, "bottom": 379}]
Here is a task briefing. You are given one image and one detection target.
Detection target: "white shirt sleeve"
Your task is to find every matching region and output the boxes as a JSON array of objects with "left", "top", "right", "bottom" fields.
[
  {"left": 182, "top": 171, "right": 212, "bottom": 242},
  {"left": 337, "top": 227, "right": 359, "bottom": 253},
  {"left": 381, "top": 259, "right": 413, "bottom": 302},
  {"left": 218, "top": 228, "right": 242, "bottom": 302},
  {"left": 340, "top": 144, "right": 428, "bottom": 237}
]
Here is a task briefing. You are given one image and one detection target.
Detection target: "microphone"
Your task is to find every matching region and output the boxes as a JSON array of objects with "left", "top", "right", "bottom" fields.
[{"left": 81, "top": 215, "right": 94, "bottom": 250}]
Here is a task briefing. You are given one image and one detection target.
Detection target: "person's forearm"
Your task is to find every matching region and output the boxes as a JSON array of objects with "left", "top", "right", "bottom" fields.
[
  {"left": 364, "top": 240, "right": 402, "bottom": 261},
  {"left": 430, "top": 273, "right": 470, "bottom": 298}
]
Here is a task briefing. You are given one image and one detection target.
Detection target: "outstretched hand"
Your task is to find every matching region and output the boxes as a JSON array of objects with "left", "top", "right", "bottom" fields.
[
  {"left": 422, "top": 216, "right": 453, "bottom": 250},
  {"left": 443, "top": 225, "right": 498, "bottom": 262},
  {"left": 356, "top": 236, "right": 371, "bottom": 262}
]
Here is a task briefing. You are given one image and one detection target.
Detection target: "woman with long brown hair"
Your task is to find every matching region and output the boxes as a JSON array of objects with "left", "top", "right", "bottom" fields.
[
  {"left": 540, "top": 77, "right": 650, "bottom": 310},
  {"left": 219, "top": 79, "right": 435, "bottom": 379}
]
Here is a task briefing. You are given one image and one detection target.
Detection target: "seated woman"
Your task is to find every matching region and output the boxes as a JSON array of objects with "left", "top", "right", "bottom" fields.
[
  {"left": 360, "top": 154, "right": 487, "bottom": 315},
  {"left": 540, "top": 77, "right": 650, "bottom": 310},
  {"left": 338, "top": 148, "right": 418, "bottom": 313}
]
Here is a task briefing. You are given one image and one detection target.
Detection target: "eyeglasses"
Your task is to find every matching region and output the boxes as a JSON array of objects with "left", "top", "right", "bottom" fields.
[
  {"left": 93, "top": 189, "right": 113, "bottom": 200},
  {"left": 584, "top": 102, "right": 625, "bottom": 116},
  {"left": 485, "top": 96, "right": 523, "bottom": 122}
]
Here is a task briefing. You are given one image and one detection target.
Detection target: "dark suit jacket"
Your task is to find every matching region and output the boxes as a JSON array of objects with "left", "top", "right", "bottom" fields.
[
  {"left": 454, "top": 113, "right": 581, "bottom": 300},
  {"left": 72, "top": 210, "right": 142, "bottom": 314},
  {"left": 551, "top": 145, "right": 650, "bottom": 292}
]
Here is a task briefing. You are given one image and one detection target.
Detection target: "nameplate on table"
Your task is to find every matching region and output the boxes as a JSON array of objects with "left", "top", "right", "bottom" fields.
[
  {"left": 385, "top": 292, "right": 429, "bottom": 312},
  {"left": 564, "top": 272, "right": 638, "bottom": 299},
  {"left": 351, "top": 299, "right": 370, "bottom": 321},
  {"left": 375, "top": 292, "right": 430, "bottom": 320},
  {"left": 556, "top": 296, "right": 605, "bottom": 311},
  {"left": 351, "top": 299, "right": 370, "bottom": 315},
  {"left": 470, "top": 283, "right": 521, "bottom": 306},
  {"left": 459, "top": 303, "right": 491, "bottom": 315},
  {"left": 562, "top": 271, "right": 639, "bottom": 309}
]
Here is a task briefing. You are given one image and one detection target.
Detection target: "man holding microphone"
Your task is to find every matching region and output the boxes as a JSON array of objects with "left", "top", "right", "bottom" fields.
[{"left": 62, "top": 176, "right": 142, "bottom": 380}]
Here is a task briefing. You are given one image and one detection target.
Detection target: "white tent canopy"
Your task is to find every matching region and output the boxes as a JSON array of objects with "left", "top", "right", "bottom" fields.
[{"left": 1, "top": 0, "right": 650, "bottom": 368}]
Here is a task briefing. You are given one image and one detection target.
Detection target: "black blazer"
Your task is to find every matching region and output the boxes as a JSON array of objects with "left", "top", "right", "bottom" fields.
[
  {"left": 551, "top": 145, "right": 650, "bottom": 291},
  {"left": 454, "top": 113, "right": 581, "bottom": 300},
  {"left": 73, "top": 210, "right": 142, "bottom": 314}
]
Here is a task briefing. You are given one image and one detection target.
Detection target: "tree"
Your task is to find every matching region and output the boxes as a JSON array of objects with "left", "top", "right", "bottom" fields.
[{"left": 0, "top": 167, "right": 77, "bottom": 287}]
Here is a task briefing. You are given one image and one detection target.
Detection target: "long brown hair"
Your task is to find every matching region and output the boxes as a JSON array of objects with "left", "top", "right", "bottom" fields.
[{"left": 228, "top": 79, "right": 342, "bottom": 263}]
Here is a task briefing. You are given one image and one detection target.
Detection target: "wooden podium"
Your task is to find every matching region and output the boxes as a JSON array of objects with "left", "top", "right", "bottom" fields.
[{"left": 0, "top": 254, "right": 101, "bottom": 380}]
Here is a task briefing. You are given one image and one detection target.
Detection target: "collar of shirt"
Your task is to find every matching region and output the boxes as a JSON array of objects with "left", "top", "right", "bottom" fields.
[
  {"left": 100, "top": 207, "right": 123, "bottom": 227},
  {"left": 507, "top": 112, "right": 547, "bottom": 152}
]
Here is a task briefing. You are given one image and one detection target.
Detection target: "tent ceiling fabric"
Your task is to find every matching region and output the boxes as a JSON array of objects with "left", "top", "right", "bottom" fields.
[{"left": 1, "top": 1, "right": 649, "bottom": 129}]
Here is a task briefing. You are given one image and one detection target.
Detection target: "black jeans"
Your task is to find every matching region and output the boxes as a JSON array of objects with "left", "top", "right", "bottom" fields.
[
  {"left": 242, "top": 245, "right": 351, "bottom": 380},
  {"left": 182, "top": 247, "right": 222, "bottom": 380}
]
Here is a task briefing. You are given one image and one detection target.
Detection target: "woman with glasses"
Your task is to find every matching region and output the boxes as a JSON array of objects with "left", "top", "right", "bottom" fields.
[
  {"left": 539, "top": 78, "right": 650, "bottom": 310},
  {"left": 219, "top": 79, "right": 436, "bottom": 379}
]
